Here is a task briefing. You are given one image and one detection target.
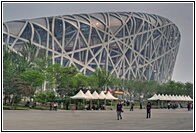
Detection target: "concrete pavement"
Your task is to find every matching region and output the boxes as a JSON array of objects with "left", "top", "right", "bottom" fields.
[{"left": 3, "top": 108, "right": 193, "bottom": 131}]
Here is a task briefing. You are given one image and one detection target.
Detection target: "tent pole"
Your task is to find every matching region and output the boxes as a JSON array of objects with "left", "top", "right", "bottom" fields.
[
  {"left": 104, "top": 99, "right": 106, "bottom": 110},
  {"left": 90, "top": 99, "right": 92, "bottom": 110},
  {"left": 98, "top": 99, "right": 99, "bottom": 110},
  {"left": 111, "top": 100, "right": 112, "bottom": 110},
  {"left": 83, "top": 99, "right": 84, "bottom": 110}
]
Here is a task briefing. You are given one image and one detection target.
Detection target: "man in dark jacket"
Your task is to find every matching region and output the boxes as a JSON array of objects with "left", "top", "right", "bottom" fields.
[
  {"left": 116, "top": 101, "right": 123, "bottom": 120},
  {"left": 146, "top": 101, "right": 151, "bottom": 118}
]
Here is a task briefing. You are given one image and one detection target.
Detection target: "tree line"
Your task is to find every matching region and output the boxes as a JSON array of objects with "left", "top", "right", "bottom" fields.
[{"left": 3, "top": 41, "right": 193, "bottom": 109}]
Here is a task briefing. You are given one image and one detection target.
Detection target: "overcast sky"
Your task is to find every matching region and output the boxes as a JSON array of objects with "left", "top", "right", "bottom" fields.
[{"left": 2, "top": 2, "right": 194, "bottom": 83}]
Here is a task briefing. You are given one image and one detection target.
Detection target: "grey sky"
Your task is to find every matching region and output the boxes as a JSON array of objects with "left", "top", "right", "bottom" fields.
[{"left": 2, "top": 2, "right": 194, "bottom": 83}]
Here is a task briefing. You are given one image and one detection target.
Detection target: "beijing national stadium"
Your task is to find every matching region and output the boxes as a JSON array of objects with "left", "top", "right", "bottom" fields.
[{"left": 3, "top": 12, "right": 181, "bottom": 83}]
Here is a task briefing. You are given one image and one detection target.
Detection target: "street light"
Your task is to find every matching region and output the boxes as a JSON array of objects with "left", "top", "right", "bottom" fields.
[{"left": 153, "top": 69, "right": 157, "bottom": 81}]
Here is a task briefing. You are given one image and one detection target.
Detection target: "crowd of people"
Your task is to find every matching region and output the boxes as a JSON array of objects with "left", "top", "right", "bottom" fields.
[
  {"left": 84, "top": 104, "right": 105, "bottom": 110},
  {"left": 167, "top": 102, "right": 193, "bottom": 110},
  {"left": 46, "top": 102, "right": 58, "bottom": 111}
]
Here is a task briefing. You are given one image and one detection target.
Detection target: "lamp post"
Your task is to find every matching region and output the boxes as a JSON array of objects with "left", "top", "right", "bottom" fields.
[{"left": 153, "top": 69, "right": 157, "bottom": 81}]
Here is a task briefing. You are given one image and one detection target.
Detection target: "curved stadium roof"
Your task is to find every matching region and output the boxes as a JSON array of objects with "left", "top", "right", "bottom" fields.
[{"left": 3, "top": 12, "right": 181, "bottom": 82}]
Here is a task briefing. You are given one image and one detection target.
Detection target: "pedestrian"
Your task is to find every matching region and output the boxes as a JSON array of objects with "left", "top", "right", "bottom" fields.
[
  {"left": 55, "top": 102, "right": 58, "bottom": 111},
  {"left": 84, "top": 104, "right": 88, "bottom": 110},
  {"left": 190, "top": 103, "right": 193, "bottom": 110},
  {"left": 116, "top": 101, "right": 123, "bottom": 120},
  {"left": 187, "top": 102, "right": 190, "bottom": 111},
  {"left": 61, "top": 102, "right": 63, "bottom": 109},
  {"left": 187, "top": 102, "right": 192, "bottom": 111},
  {"left": 92, "top": 104, "right": 96, "bottom": 110},
  {"left": 168, "top": 102, "right": 170, "bottom": 109},
  {"left": 53, "top": 102, "right": 57, "bottom": 110},
  {"left": 140, "top": 103, "right": 142, "bottom": 109},
  {"left": 130, "top": 103, "right": 134, "bottom": 111},
  {"left": 146, "top": 101, "right": 151, "bottom": 119},
  {"left": 45, "top": 102, "right": 48, "bottom": 108},
  {"left": 49, "top": 102, "right": 52, "bottom": 111}
]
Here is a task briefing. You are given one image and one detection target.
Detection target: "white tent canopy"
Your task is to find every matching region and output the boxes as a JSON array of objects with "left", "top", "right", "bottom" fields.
[
  {"left": 92, "top": 91, "right": 100, "bottom": 99},
  {"left": 85, "top": 90, "right": 97, "bottom": 99},
  {"left": 187, "top": 95, "right": 193, "bottom": 101},
  {"left": 179, "top": 95, "right": 184, "bottom": 101},
  {"left": 105, "top": 92, "right": 118, "bottom": 100},
  {"left": 71, "top": 90, "right": 89, "bottom": 99},
  {"left": 175, "top": 95, "right": 182, "bottom": 101},
  {"left": 147, "top": 94, "right": 159, "bottom": 101},
  {"left": 171, "top": 95, "right": 177, "bottom": 101},
  {"left": 157, "top": 94, "right": 166, "bottom": 100},
  {"left": 164, "top": 94, "right": 170, "bottom": 101},
  {"left": 148, "top": 94, "right": 193, "bottom": 101},
  {"left": 99, "top": 91, "right": 107, "bottom": 99},
  {"left": 184, "top": 95, "right": 192, "bottom": 101}
]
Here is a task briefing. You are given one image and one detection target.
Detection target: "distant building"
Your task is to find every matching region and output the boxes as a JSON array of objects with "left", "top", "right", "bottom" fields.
[{"left": 3, "top": 12, "right": 181, "bottom": 82}]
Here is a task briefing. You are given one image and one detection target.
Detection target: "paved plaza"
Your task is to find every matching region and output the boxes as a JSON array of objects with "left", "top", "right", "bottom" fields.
[{"left": 3, "top": 108, "right": 193, "bottom": 131}]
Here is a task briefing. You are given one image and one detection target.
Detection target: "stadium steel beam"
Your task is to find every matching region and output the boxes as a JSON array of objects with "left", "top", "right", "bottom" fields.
[{"left": 3, "top": 12, "right": 181, "bottom": 83}]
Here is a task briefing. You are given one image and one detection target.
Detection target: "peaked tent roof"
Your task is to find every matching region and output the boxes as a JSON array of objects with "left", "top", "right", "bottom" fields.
[
  {"left": 85, "top": 90, "right": 97, "bottom": 99},
  {"left": 178, "top": 95, "right": 184, "bottom": 101},
  {"left": 71, "top": 90, "right": 89, "bottom": 99},
  {"left": 92, "top": 91, "right": 100, "bottom": 99},
  {"left": 187, "top": 95, "right": 193, "bottom": 101},
  {"left": 148, "top": 94, "right": 159, "bottom": 101},
  {"left": 99, "top": 91, "right": 107, "bottom": 99},
  {"left": 175, "top": 95, "right": 182, "bottom": 101},
  {"left": 157, "top": 94, "right": 166, "bottom": 100},
  {"left": 164, "top": 94, "right": 170, "bottom": 101},
  {"left": 184, "top": 95, "right": 191, "bottom": 101},
  {"left": 168, "top": 94, "right": 173, "bottom": 100},
  {"left": 105, "top": 92, "right": 118, "bottom": 100},
  {"left": 171, "top": 95, "right": 177, "bottom": 101},
  {"left": 148, "top": 94, "right": 193, "bottom": 101}
]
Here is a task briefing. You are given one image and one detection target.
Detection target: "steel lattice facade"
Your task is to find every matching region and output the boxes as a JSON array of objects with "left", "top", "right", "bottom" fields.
[{"left": 3, "top": 12, "right": 181, "bottom": 82}]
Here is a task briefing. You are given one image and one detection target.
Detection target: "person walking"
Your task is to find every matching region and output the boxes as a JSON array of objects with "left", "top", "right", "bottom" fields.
[
  {"left": 116, "top": 101, "right": 123, "bottom": 120},
  {"left": 146, "top": 101, "right": 151, "bottom": 119},
  {"left": 55, "top": 102, "right": 58, "bottom": 111},
  {"left": 130, "top": 103, "right": 134, "bottom": 111}
]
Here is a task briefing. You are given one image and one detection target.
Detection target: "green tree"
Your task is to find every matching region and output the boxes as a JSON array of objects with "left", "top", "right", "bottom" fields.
[
  {"left": 3, "top": 44, "right": 27, "bottom": 108},
  {"left": 19, "top": 69, "right": 45, "bottom": 104},
  {"left": 74, "top": 73, "right": 89, "bottom": 90},
  {"left": 4, "top": 41, "right": 51, "bottom": 109},
  {"left": 184, "top": 82, "right": 193, "bottom": 98},
  {"left": 34, "top": 91, "right": 47, "bottom": 104},
  {"left": 133, "top": 80, "right": 147, "bottom": 102},
  {"left": 91, "top": 68, "right": 116, "bottom": 90},
  {"left": 8, "top": 77, "right": 31, "bottom": 109},
  {"left": 34, "top": 90, "right": 56, "bottom": 104},
  {"left": 46, "top": 63, "right": 80, "bottom": 105},
  {"left": 124, "top": 79, "right": 135, "bottom": 101},
  {"left": 144, "top": 80, "right": 159, "bottom": 98}
]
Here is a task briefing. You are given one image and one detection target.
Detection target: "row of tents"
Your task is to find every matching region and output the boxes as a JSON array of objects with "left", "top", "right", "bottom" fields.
[
  {"left": 71, "top": 90, "right": 118, "bottom": 100},
  {"left": 148, "top": 94, "right": 193, "bottom": 101},
  {"left": 72, "top": 91, "right": 193, "bottom": 102}
]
